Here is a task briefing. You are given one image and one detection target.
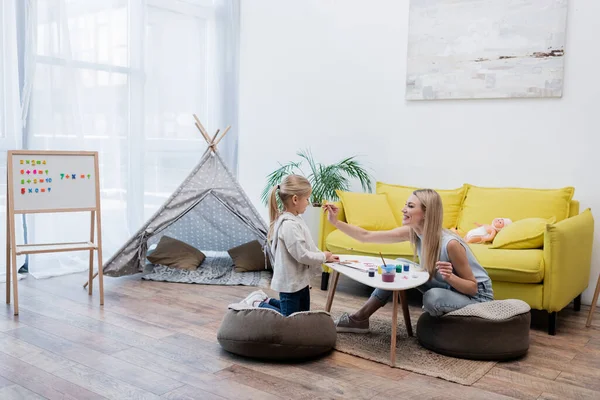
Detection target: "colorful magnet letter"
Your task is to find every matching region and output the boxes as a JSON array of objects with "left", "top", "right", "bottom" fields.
[
  {"left": 21, "top": 188, "right": 25, "bottom": 195},
  {"left": 48, "top": 187, "right": 51, "bottom": 192},
  {"left": 39, "top": 178, "right": 44, "bottom": 183},
  {"left": 43, "top": 160, "right": 46, "bottom": 165},
  {"left": 33, "top": 179, "right": 37, "bottom": 184},
  {"left": 20, "top": 179, "right": 24, "bottom": 184},
  {"left": 20, "top": 160, "right": 24, "bottom": 164},
  {"left": 28, "top": 188, "right": 32, "bottom": 193},
  {"left": 26, "top": 170, "right": 30, "bottom": 175},
  {"left": 35, "top": 188, "right": 39, "bottom": 193},
  {"left": 72, "top": 174, "right": 76, "bottom": 179},
  {"left": 33, "top": 170, "right": 37, "bottom": 174},
  {"left": 41, "top": 188, "right": 46, "bottom": 193},
  {"left": 61, "top": 174, "right": 65, "bottom": 179},
  {"left": 81, "top": 174, "right": 85, "bottom": 179},
  {"left": 20, "top": 169, "right": 24, "bottom": 175}
]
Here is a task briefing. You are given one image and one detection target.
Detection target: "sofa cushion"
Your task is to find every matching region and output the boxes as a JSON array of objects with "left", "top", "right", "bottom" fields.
[
  {"left": 326, "top": 229, "right": 414, "bottom": 258},
  {"left": 491, "top": 217, "right": 556, "bottom": 250},
  {"left": 376, "top": 182, "right": 466, "bottom": 229},
  {"left": 335, "top": 190, "right": 398, "bottom": 231},
  {"left": 457, "top": 184, "right": 574, "bottom": 233},
  {"left": 468, "top": 244, "right": 544, "bottom": 284}
]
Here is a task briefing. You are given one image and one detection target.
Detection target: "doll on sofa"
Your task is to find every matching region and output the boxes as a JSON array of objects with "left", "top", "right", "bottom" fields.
[{"left": 462, "top": 218, "right": 512, "bottom": 244}]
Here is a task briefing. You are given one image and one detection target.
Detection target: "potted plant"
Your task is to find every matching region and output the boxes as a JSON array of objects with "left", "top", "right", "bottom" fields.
[{"left": 261, "top": 148, "right": 373, "bottom": 242}]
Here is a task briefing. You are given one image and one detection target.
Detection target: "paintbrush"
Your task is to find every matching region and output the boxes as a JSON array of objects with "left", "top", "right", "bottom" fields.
[{"left": 379, "top": 252, "right": 387, "bottom": 267}]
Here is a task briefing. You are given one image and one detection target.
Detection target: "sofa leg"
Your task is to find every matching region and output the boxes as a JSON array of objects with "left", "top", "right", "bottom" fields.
[
  {"left": 321, "top": 272, "right": 330, "bottom": 291},
  {"left": 574, "top": 294, "right": 581, "bottom": 312},
  {"left": 548, "top": 312, "right": 557, "bottom": 335}
]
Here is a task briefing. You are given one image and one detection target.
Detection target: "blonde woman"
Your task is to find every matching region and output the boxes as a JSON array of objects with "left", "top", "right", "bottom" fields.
[
  {"left": 243, "top": 175, "right": 339, "bottom": 316},
  {"left": 322, "top": 189, "right": 493, "bottom": 333}
]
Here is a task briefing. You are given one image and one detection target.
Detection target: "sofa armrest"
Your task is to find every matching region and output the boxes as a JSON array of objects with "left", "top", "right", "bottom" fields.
[
  {"left": 317, "top": 201, "right": 346, "bottom": 251},
  {"left": 543, "top": 208, "right": 594, "bottom": 312}
]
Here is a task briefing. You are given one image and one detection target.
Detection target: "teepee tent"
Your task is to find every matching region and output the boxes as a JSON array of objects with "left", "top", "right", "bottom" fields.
[{"left": 100, "top": 116, "right": 272, "bottom": 279}]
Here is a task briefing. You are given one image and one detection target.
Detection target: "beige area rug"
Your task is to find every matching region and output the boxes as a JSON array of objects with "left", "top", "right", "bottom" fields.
[{"left": 328, "top": 305, "right": 496, "bottom": 386}]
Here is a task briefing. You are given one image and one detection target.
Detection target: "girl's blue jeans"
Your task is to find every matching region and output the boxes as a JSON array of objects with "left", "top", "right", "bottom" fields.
[{"left": 258, "top": 285, "right": 310, "bottom": 317}]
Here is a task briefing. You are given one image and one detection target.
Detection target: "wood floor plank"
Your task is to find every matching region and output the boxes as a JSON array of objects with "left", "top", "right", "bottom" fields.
[
  {"left": 142, "top": 338, "right": 233, "bottom": 373},
  {"left": 111, "top": 347, "right": 228, "bottom": 385},
  {"left": 0, "top": 384, "right": 48, "bottom": 399},
  {"left": 0, "top": 315, "right": 22, "bottom": 332},
  {"left": 0, "top": 374, "right": 14, "bottom": 388},
  {"left": 9, "top": 309, "right": 131, "bottom": 354},
  {"left": 17, "top": 295, "right": 159, "bottom": 347},
  {"left": 0, "top": 351, "right": 104, "bottom": 400},
  {"left": 21, "top": 291, "right": 174, "bottom": 339},
  {"left": 216, "top": 364, "right": 338, "bottom": 400},
  {"left": 8, "top": 326, "right": 184, "bottom": 395},
  {"left": 53, "top": 364, "right": 165, "bottom": 400},
  {"left": 161, "top": 385, "right": 227, "bottom": 400},
  {"left": 0, "top": 333, "right": 79, "bottom": 373},
  {"left": 472, "top": 376, "right": 542, "bottom": 400},
  {"left": 487, "top": 367, "right": 599, "bottom": 400}
]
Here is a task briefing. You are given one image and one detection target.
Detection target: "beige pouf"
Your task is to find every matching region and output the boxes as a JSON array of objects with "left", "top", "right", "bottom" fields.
[
  {"left": 217, "top": 303, "right": 337, "bottom": 360},
  {"left": 417, "top": 299, "right": 531, "bottom": 361}
]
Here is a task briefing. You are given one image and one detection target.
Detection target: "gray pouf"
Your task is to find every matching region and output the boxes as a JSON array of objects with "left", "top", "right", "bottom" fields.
[
  {"left": 217, "top": 304, "right": 337, "bottom": 360},
  {"left": 417, "top": 299, "right": 531, "bottom": 361}
]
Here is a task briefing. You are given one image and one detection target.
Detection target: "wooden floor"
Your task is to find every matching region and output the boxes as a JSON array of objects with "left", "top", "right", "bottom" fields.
[{"left": 2, "top": 272, "right": 600, "bottom": 400}]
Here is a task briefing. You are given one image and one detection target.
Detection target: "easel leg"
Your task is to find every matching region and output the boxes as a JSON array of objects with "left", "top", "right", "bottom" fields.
[
  {"left": 88, "top": 211, "right": 95, "bottom": 295},
  {"left": 96, "top": 214, "right": 104, "bottom": 306},
  {"left": 325, "top": 270, "right": 340, "bottom": 312},
  {"left": 8, "top": 213, "right": 19, "bottom": 315},
  {"left": 390, "top": 290, "right": 399, "bottom": 366},
  {"left": 6, "top": 206, "right": 10, "bottom": 305},
  {"left": 586, "top": 273, "right": 600, "bottom": 327}
]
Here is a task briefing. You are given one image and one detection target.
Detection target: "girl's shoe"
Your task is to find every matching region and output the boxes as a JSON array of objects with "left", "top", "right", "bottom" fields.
[
  {"left": 334, "top": 312, "right": 370, "bottom": 333},
  {"left": 242, "top": 290, "right": 269, "bottom": 307}
]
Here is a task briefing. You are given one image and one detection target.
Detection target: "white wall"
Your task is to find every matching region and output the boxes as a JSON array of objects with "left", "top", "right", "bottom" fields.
[{"left": 237, "top": 0, "right": 600, "bottom": 305}]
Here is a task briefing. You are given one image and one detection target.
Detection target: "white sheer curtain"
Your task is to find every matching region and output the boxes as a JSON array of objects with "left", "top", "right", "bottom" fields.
[
  {"left": 21, "top": 0, "right": 240, "bottom": 279},
  {"left": 0, "top": 0, "right": 26, "bottom": 283}
]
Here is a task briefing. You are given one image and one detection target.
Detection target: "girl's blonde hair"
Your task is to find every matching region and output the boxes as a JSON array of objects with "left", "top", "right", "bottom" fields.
[
  {"left": 408, "top": 189, "right": 444, "bottom": 278},
  {"left": 267, "top": 174, "right": 312, "bottom": 240}
]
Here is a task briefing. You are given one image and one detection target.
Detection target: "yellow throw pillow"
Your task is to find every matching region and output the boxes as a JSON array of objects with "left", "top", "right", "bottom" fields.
[
  {"left": 336, "top": 190, "right": 398, "bottom": 231},
  {"left": 376, "top": 182, "right": 466, "bottom": 229},
  {"left": 457, "top": 184, "right": 574, "bottom": 233},
  {"left": 491, "top": 217, "right": 556, "bottom": 249}
]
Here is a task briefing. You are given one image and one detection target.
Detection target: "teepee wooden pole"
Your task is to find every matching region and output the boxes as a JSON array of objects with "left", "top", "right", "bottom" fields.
[
  {"left": 192, "top": 114, "right": 212, "bottom": 144},
  {"left": 213, "top": 125, "right": 231, "bottom": 147},
  {"left": 211, "top": 129, "right": 220, "bottom": 145}
]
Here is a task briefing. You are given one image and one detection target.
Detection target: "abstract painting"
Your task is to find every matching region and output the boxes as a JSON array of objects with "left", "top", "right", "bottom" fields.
[{"left": 406, "top": 0, "right": 568, "bottom": 100}]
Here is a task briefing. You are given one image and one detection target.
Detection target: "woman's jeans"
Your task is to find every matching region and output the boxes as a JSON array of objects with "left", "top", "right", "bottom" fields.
[
  {"left": 258, "top": 285, "right": 310, "bottom": 317},
  {"left": 371, "top": 278, "right": 494, "bottom": 317}
]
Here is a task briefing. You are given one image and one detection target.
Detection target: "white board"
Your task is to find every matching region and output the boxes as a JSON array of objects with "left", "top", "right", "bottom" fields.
[{"left": 9, "top": 152, "right": 98, "bottom": 212}]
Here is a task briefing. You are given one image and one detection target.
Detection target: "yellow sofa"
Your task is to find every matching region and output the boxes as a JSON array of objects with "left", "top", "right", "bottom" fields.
[{"left": 318, "top": 183, "right": 595, "bottom": 335}]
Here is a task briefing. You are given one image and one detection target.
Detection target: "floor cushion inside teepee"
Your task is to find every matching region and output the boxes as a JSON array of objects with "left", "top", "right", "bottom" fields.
[
  {"left": 217, "top": 303, "right": 337, "bottom": 360},
  {"left": 416, "top": 299, "right": 531, "bottom": 361}
]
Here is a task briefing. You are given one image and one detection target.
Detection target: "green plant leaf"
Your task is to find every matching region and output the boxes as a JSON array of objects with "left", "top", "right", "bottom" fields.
[
  {"left": 260, "top": 161, "right": 302, "bottom": 206},
  {"left": 262, "top": 148, "right": 373, "bottom": 207}
]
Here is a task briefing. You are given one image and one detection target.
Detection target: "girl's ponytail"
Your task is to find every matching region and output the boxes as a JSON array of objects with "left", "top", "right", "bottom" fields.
[{"left": 267, "top": 185, "right": 280, "bottom": 240}]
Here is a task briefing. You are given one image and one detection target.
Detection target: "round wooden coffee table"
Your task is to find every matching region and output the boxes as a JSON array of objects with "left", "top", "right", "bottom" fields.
[{"left": 325, "top": 255, "right": 429, "bottom": 366}]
